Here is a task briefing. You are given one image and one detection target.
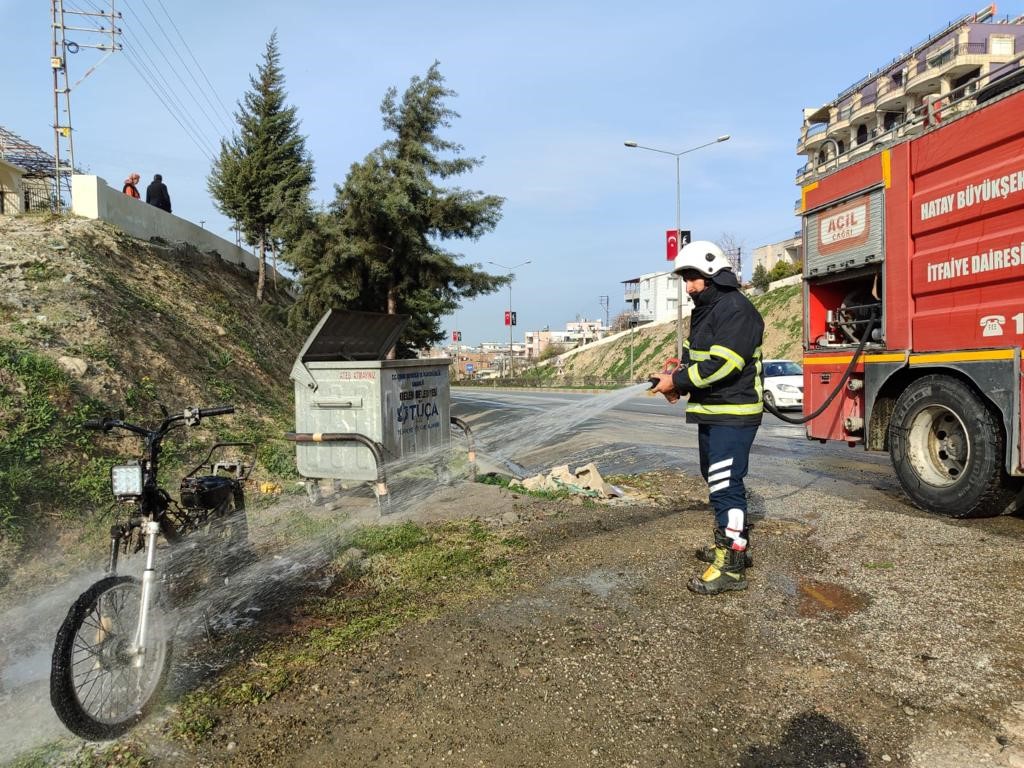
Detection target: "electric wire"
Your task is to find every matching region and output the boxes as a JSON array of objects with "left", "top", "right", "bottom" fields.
[
  {"left": 119, "top": 11, "right": 219, "bottom": 153},
  {"left": 119, "top": 37, "right": 216, "bottom": 162},
  {"left": 73, "top": 0, "right": 220, "bottom": 161},
  {"left": 139, "top": 0, "right": 233, "bottom": 136},
  {"left": 117, "top": 1, "right": 222, "bottom": 153},
  {"left": 153, "top": 0, "right": 236, "bottom": 130}
]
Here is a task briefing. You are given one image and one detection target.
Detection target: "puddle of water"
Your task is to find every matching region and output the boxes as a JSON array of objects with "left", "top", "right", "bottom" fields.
[{"left": 797, "top": 579, "right": 869, "bottom": 619}]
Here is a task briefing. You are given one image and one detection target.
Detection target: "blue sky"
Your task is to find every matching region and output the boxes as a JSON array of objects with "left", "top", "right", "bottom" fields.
[{"left": 0, "top": 1, "right": 1001, "bottom": 346}]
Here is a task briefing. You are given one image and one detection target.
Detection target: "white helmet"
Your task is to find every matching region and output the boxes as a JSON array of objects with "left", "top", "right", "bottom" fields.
[{"left": 673, "top": 240, "right": 733, "bottom": 277}]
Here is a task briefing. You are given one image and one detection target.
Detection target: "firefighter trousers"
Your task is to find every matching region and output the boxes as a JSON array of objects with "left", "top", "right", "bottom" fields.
[{"left": 697, "top": 423, "right": 759, "bottom": 546}]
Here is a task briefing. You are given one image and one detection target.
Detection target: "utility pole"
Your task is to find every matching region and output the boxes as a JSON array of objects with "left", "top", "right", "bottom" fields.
[{"left": 50, "top": 0, "right": 121, "bottom": 211}]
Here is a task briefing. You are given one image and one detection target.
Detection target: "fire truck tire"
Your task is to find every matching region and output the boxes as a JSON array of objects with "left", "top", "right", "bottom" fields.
[{"left": 889, "top": 375, "right": 1013, "bottom": 518}]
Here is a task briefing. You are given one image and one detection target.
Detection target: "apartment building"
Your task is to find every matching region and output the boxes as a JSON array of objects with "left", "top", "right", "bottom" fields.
[
  {"left": 752, "top": 234, "right": 803, "bottom": 274},
  {"left": 796, "top": 6, "right": 1024, "bottom": 185},
  {"left": 524, "top": 319, "right": 607, "bottom": 359},
  {"left": 622, "top": 270, "right": 693, "bottom": 325}
]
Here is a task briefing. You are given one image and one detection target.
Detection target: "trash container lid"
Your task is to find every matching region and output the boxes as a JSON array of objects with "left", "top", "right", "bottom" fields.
[{"left": 298, "top": 309, "right": 411, "bottom": 362}]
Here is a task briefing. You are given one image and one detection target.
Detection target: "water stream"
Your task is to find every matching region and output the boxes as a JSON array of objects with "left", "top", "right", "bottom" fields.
[{"left": 0, "top": 383, "right": 649, "bottom": 755}]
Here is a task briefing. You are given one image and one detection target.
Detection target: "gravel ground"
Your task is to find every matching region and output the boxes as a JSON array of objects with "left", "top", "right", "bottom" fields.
[{"left": 150, "top": 473, "right": 1024, "bottom": 768}]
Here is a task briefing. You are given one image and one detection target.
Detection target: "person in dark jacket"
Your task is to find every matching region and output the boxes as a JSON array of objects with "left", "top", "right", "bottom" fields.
[
  {"left": 145, "top": 174, "right": 172, "bottom": 213},
  {"left": 650, "top": 240, "right": 765, "bottom": 595}
]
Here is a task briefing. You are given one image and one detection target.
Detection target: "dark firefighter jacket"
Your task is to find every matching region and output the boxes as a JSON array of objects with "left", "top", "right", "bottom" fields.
[{"left": 670, "top": 272, "right": 765, "bottom": 426}]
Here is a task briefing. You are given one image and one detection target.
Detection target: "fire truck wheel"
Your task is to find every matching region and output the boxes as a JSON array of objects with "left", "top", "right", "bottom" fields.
[{"left": 889, "top": 375, "right": 1013, "bottom": 518}]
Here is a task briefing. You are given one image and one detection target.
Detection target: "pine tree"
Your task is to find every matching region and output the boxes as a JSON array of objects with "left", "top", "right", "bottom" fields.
[
  {"left": 290, "top": 62, "right": 507, "bottom": 355},
  {"left": 208, "top": 32, "right": 313, "bottom": 302}
]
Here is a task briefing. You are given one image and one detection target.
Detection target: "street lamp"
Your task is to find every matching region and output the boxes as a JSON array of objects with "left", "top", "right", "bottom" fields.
[
  {"left": 488, "top": 259, "right": 531, "bottom": 378},
  {"left": 624, "top": 134, "right": 730, "bottom": 360}
]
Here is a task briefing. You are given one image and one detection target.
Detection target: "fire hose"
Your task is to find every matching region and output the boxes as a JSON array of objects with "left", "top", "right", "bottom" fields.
[{"left": 650, "top": 312, "right": 878, "bottom": 426}]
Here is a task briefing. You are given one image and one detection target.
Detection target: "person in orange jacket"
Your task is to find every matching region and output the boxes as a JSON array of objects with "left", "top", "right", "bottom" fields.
[{"left": 122, "top": 173, "right": 141, "bottom": 199}]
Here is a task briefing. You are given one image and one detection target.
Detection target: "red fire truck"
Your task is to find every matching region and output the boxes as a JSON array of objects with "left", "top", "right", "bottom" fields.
[{"left": 800, "top": 64, "right": 1024, "bottom": 518}]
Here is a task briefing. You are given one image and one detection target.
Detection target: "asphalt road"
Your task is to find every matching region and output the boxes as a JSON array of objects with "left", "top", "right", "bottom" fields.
[
  {"left": 452, "top": 386, "right": 903, "bottom": 514},
  {"left": 452, "top": 385, "right": 1024, "bottom": 545}
]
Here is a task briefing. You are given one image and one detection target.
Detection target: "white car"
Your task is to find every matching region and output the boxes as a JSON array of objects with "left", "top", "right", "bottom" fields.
[{"left": 762, "top": 359, "right": 803, "bottom": 410}]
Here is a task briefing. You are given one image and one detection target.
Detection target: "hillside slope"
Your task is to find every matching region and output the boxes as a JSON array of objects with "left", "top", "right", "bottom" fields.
[
  {"left": 534, "top": 284, "right": 802, "bottom": 384},
  {"left": 0, "top": 215, "right": 304, "bottom": 576}
]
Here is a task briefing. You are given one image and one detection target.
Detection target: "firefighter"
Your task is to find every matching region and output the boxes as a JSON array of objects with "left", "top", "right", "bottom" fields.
[{"left": 649, "top": 240, "right": 765, "bottom": 595}]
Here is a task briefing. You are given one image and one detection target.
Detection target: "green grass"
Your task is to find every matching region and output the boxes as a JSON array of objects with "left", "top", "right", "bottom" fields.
[
  {"left": 166, "top": 518, "right": 523, "bottom": 744},
  {"left": 752, "top": 284, "right": 800, "bottom": 315},
  {"left": 0, "top": 342, "right": 111, "bottom": 544}
]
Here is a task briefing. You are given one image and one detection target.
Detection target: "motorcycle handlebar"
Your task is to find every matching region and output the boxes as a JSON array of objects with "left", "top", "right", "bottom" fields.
[
  {"left": 82, "top": 418, "right": 108, "bottom": 430},
  {"left": 198, "top": 405, "right": 235, "bottom": 418}
]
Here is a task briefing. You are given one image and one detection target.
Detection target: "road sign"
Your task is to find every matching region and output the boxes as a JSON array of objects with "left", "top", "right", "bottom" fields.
[{"left": 466, "top": 363, "right": 474, "bottom": 372}]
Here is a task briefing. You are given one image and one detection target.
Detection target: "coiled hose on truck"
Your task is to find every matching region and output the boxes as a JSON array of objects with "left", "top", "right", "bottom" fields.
[{"left": 762, "top": 313, "right": 878, "bottom": 425}]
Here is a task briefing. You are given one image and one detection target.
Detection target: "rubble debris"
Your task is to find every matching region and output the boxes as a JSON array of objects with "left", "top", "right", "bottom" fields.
[{"left": 510, "top": 462, "right": 623, "bottom": 499}]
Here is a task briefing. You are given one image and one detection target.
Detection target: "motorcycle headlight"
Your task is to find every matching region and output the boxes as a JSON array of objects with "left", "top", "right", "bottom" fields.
[
  {"left": 111, "top": 463, "right": 143, "bottom": 498},
  {"left": 778, "top": 383, "right": 801, "bottom": 393}
]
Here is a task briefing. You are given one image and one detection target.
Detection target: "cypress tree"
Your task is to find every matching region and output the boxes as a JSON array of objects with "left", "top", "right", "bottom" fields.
[{"left": 208, "top": 31, "right": 313, "bottom": 302}]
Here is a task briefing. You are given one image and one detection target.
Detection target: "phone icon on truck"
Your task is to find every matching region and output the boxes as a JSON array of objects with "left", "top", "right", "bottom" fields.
[{"left": 980, "top": 315, "right": 1005, "bottom": 337}]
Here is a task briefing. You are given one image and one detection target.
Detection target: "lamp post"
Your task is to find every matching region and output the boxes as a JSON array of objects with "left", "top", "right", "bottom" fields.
[
  {"left": 488, "top": 260, "right": 531, "bottom": 378},
  {"left": 624, "top": 134, "right": 730, "bottom": 360}
]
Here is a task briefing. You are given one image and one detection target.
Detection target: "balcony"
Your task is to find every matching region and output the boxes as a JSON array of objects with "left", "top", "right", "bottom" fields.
[
  {"left": 908, "top": 42, "right": 988, "bottom": 93},
  {"left": 876, "top": 76, "right": 908, "bottom": 108},
  {"left": 797, "top": 122, "right": 828, "bottom": 153},
  {"left": 851, "top": 92, "right": 877, "bottom": 121},
  {"left": 831, "top": 104, "right": 854, "bottom": 132}
]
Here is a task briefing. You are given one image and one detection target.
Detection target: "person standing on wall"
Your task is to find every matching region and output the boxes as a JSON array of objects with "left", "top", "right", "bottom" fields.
[
  {"left": 145, "top": 174, "right": 172, "bottom": 213},
  {"left": 649, "top": 240, "right": 765, "bottom": 596},
  {"left": 121, "top": 173, "right": 141, "bottom": 199}
]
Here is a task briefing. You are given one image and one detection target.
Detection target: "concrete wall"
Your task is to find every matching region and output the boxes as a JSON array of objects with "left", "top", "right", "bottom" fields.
[
  {"left": 0, "top": 158, "right": 24, "bottom": 214},
  {"left": 71, "top": 174, "right": 272, "bottom": 278},
  {"left": 767, "top": 273, "right": 803, "bottom": 291}
]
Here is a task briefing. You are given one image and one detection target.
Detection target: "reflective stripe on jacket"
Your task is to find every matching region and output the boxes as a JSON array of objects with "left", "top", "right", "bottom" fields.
[{"left": 670, "top": 287, "right": 765, "bottom": 426}]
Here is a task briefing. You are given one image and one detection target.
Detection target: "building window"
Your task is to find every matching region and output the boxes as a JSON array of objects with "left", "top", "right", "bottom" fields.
[
  {"left": 990, "top": 36, "right": 1015, "bottom": 56},
  {"left": 855, "top": 124, "right": 868, "bottom": 145}
]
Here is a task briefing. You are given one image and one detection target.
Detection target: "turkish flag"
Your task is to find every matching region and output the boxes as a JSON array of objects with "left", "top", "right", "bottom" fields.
[{"left": 666, "top": 229, "right": 678, "bottom": 261}]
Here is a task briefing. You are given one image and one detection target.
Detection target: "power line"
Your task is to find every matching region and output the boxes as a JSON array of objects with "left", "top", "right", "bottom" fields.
[
  {"left": 120, "top": 39, "right": 215, "bottom": 162},
  {"left": 118, "top": 25, "right": 219, "bottom": 157},
  {"left": 138, "top": 0, "right": 232, "bottom": 135},
  {"left": 76, "top": 0, "right": 221, "bottom": 159},
  {"left": 119, "top": 2, "right": 221, "bottom": 152},
  {"left": 153, "top": 0, "right": 235, "bottom": 130}
]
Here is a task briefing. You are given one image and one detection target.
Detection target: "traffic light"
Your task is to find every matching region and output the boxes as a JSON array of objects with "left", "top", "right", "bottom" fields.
[
  {"left": 504, "top": 310, "right": 511, "bottom": 326},
  {"left": 511, "top": 311, "right": 517, "bottom": 326}
]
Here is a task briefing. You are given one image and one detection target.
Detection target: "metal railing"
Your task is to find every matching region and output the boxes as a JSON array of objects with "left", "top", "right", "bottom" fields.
[
  {"left": 876, "top": 78, "right": 905, "bottom": 99},
  {"left": 925, "top": 41, "right": 987, "bottom": 69},
  {"left": 798, "top": 122, "right": 828, "bottom": 148}
]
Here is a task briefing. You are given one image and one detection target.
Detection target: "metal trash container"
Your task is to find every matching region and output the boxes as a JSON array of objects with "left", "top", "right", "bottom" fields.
[{"left": 289, "top": 309, "right": 451, "bottom": 485}]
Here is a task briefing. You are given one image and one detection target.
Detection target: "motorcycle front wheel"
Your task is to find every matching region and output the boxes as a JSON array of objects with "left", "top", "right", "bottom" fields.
[{"left": 50, "top": 575, "right": 172, "bottom": 740}]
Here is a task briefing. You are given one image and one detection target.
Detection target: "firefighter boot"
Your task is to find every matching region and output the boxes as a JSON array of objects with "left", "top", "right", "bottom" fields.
[
  {"left": 695, "top": 526, "right": 753, "bottom": 568},
  {"left": 688, "top": 529, "right": 747, "bottom": 595}
]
